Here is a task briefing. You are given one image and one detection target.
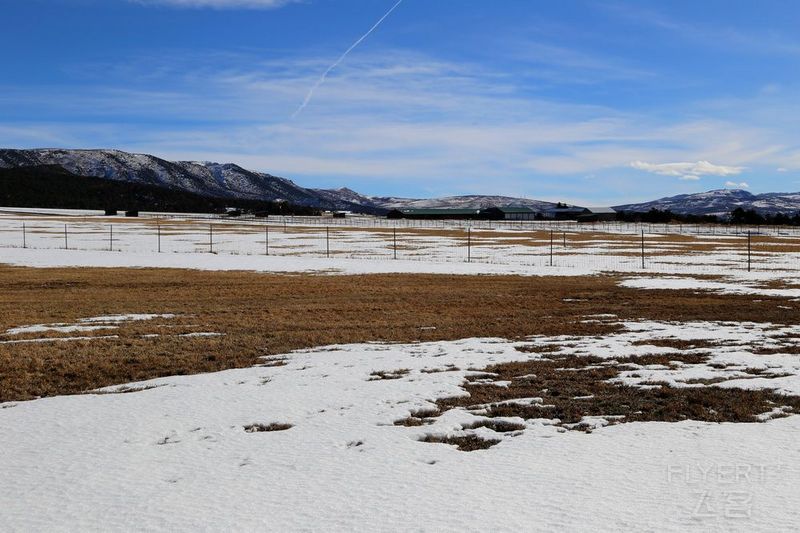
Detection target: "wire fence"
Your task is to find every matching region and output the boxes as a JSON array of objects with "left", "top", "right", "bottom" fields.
[
  {"left": 3, "top": 214, "right": 799, "bottom": 276},
  {"left": 136, "top": 212, "right": 800, "bottom": 238}
]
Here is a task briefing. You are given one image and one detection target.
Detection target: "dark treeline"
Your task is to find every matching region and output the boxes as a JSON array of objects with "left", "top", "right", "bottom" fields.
[
  {"left": 616, "top": 208, "right": 719, "bottom": 224},
  {"left": 0, "top": 165, "right": 320, "bottom": 216},
  {"left": 616, "top": 207, "right": 800, "bottom": 226}
]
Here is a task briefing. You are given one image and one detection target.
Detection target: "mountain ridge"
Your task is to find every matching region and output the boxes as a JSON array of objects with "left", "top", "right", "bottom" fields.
[
  {"left": 614, "top": 188, "right": 800, "bottom": 216},
  {"left": 0, "top": 148, "right": 380, "bottom": 213},
  {"left": 3, "top": 148, "right": 800, "bottom": 216}
]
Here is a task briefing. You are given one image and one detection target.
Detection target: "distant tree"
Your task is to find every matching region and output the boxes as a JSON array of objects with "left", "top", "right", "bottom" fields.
[
  {"left": 729, "top": 208, "right": 765, "bottom": 225},
  {"left": 616, "top": 208, "right": 718, "bottom": 224}
]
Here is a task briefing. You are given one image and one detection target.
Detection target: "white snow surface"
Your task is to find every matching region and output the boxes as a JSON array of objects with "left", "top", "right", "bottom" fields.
[
  {"left": 2, "top": 320, "right": 800, "bottom": 531},
  {"left": 2, "top": 314, "right": 176, "bottom": 337},
  {"left": 620, "top": 277, "right": 800, "bottom": 298},
  {"left": 0, "top": 334, "right": 120, "bottom": 345}
]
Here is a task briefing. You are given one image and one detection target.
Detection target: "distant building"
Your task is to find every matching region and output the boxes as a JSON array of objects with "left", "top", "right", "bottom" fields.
[
  {"left": 546, "top": 206, "right": 617, "bottom": 222},
  {"left": 481, "top": 206, "right": 538, "bottom": 221},
  {"left": 548, "top": 206, "right": 589, "bottom": 220},
  {"left": 577, "top": 207, "right": 617, "bottom": 223},
  {"left": 386, "top": 208, "right": 483, "bottom": 220}
]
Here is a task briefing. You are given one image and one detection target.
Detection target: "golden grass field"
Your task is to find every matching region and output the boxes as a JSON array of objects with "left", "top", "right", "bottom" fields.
[{"left": 2, "top": 265, "right": 799, "bottom": 403}]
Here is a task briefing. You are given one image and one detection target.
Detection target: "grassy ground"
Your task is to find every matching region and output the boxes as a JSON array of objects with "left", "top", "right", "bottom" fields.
[
  {"left": 2, "top": 266, "right": 800, "bottom": 402},
  {"left": 402, "top": 353, "right": 800, "bottom": 442}
]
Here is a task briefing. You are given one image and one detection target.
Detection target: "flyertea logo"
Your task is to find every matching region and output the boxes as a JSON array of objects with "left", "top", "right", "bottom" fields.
[{"left": 667, "top": 463, "right": 777, "bottom": 520}]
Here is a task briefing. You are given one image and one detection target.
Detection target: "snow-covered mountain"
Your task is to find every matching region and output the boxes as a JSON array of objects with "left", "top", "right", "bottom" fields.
[
  {"left": 0, "top": 149, "right": 560, "bottom": 213},
  {"left": 370, "top": 194, "right": 557, "bottom": 211},
  {"left": 312, "top": 191, "right": 558, "bottom": 211},
  {"left": 615, "top": 189, "right": 800, "bottom": 216},
  {"left": 6, "top": 148, "right": 800, "bottom": 217},
  {"left": 0, "top": 149, "right": 374, "bottom": 212},
  {"left": 310, "top": 187, "right": 379, "bottom": 209}
]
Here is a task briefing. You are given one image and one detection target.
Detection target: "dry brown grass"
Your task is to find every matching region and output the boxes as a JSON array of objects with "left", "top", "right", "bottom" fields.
[
  {"left": 418, "top": 433, "right": 501, "bottom": 451},
  {"left": 368, "top": 369, "right": 411, "bottom": 380},
  {"left": 2, "top": 265, "right": 800, "bottom": 402},
  {"left": 630, "top": 338, "right": 722, "bottom": 350},
  {"left": 428, "top": 353, "right": 800, "bottom": 432},
  {"left": 243, "top": 423, "right": 293, "bottom": 433}
]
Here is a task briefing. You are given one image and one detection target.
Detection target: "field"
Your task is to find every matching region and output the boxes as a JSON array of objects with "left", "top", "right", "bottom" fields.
[
  {"left": 4, "top": 210, "right": 800, "bottom": 278},
  {"left": 2, "top": 210, "right": 800, "bottom": 530}
]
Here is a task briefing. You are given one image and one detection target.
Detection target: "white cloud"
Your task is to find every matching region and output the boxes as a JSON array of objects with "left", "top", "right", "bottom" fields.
[
  {"left": 777, "top": 167, "right": 789, "bottom": 172},
  {"left": 725, "top": 181, "right": 750, "bottom": 188},
  {"left": 131, "top": 0, "right": 298, "bottom": 9},
  {"left": 630, "top": 160, "right": 744, "bottom": 180}
]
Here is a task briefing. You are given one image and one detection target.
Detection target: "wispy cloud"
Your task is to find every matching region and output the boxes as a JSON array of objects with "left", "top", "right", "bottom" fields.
[
  {"left": 630, "top": 160, "right": 744, "bottom": 181},
  {"left": 130, "top": 0, "right": 299, "bottom": 9},
  {"left": 725, "top": 181, "right": 750, "bottom": 189},
  {"left": 512, "top": 41, "right": 654, "bottom": 84},
  {"left": 600, "top": 2, "right": 800, "bottom": 57}
]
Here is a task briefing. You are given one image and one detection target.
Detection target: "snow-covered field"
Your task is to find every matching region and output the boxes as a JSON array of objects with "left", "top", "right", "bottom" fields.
[
  {"left": 2, "top": 211, "right": 800, "bottom": 281},
  {"left": 1, "top": 316, "right": 799, "bottom": 531},
  {"left": 3, "top": 210, "right": 800, "bottom": 531}
]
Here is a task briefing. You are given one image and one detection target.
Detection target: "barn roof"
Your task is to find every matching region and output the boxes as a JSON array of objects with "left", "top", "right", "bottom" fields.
[
  {"left": 585, "top": 207, "right": 617, "bottom": 214},
  {"left": 548, "top": 206, "right": 588, "bottom": 213},
  {"left": 488, "top": 206, "right": 536, "bottom": 214},
  {"left": 393, "top": 208, "right": 482, "bottom": 215}
]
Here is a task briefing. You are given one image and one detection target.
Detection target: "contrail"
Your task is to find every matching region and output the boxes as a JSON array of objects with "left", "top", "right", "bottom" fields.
[{"left": 292, "top": 0, "right": 404, "bottom": 118}]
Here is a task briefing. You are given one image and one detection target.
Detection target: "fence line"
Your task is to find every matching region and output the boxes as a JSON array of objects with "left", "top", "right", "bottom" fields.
[
  {"left": 2, "top": 216, "right": 797, "bottom": 276},
  {"left": 134, "top": 212, "right": 800, "bottom": 238}
]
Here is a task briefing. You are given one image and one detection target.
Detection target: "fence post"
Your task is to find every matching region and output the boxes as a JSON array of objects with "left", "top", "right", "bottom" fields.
[
  {"left": 326, "top": 226, "right": 330, "bottom": 258},
  {"left": 641, "top": 229, "right": 645, "bottom": 269},
  {"left": 109, "top": 225, "right": 113, "bottom": 252},
  {"left": 563, "top": 232, "right": 566, "bottom": 248},
  {"left": 22, "top": 223, "right": 26, "bottom": 249},
  {"left": 467, "top": 227, "right": 471, "bottom": 262},
  {"left": 64, "top": 224, "right": 68, "bottom": 250},
  {"left": 393, "top": 227, "right": 397, "bottom": 260},
  {"left": 209, "top": 224, "right": 213, "bottom": 253},
  {"left": 265, "top": 224, "right": 269, "bottom": 256},
  {"left": 157, "top": 223, "right": 161, "bottom": 253},
  {"left": 747, "top": 231, "right": 751, "bottom": 272},
  {"left": 550, "top": 229, "right": 554, "bottom": 266}
]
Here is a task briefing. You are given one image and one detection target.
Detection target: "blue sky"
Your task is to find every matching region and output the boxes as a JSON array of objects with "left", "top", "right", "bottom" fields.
[{"left": 3, "top": 0, "right": 800, "bottom": 203}]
